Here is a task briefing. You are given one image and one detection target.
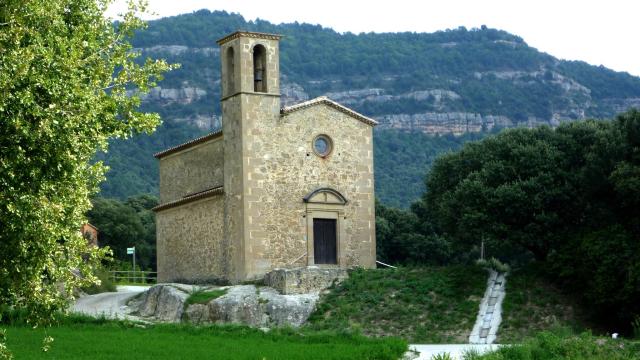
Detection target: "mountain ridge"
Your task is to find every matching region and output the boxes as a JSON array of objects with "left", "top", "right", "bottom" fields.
[{"left": 98, "top": 10, "right": 640, "bottom": 207}]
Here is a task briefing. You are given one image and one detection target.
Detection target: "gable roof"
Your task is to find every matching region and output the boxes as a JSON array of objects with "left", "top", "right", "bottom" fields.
[
  {"left": 154, "top": 130, "right": 223, "bottom": 159},
  {"left": 280, "top": 96, "right": 378, "bottom": 127}
]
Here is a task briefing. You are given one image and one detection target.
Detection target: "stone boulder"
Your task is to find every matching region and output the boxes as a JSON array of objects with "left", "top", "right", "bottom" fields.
[
  {"left": 138, "top": 284, "right": 189, "bottom": 322},
  {"left": 136, "top": 284, "right": 319, "bottom": 328},
  {"left": 208, "top": 285, "right": 318, "bottom": 328},
  {"left": 184, "top": 303, "right": 210, "bottom": 325},
  {"left": 264, "top": 267, "right": 349, "bottom": 295}
]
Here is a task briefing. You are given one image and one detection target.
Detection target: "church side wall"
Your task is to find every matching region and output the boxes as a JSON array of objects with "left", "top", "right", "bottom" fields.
[
  {"left": 156, "top": 195, "right": 226, "bottom": 283},
  {"left": 241, "top": 104, "right": 376, "bottom": 278},
  {"left": 158, "top": 138, "right": 224, "bottom": 204},
  {"left": 222, "top": 94, "right": 247, "bottom": 282}
]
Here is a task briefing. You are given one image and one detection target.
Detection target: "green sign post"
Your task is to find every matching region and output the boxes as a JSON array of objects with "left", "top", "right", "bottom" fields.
[{"left": 127, "top": 247, "right": 135, "bottom": 283}]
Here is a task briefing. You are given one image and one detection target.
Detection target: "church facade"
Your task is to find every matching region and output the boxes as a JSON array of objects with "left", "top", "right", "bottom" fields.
[{"left": 153, "top": 31, "right": 377, "bottom": 283}]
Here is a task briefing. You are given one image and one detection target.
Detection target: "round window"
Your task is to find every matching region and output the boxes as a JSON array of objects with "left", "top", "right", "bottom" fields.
[{"left": 313, "top": 135, "right": 333, "bottom": 157}]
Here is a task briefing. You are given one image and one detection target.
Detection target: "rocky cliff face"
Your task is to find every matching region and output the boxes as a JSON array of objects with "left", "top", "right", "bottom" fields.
[
  {"left": 141, "top": 86, "right": 208, "bottom": 104},
  {"left": 378, "top": 112, "right": 513, "bottom": 135},
  {"left": 134, "top": 40, "right": 640, "bottom": 135}
]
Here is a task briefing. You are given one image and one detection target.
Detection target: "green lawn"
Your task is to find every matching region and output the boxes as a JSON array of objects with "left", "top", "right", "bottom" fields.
[
  {"left": 498, "top": 266, "right": 592, "bottom": 343},
  {"left": 4, "top": 321, "right": 406, "bottom": 359},
  {"left": 467, "top": 330, "right": 640, "bottom": 360},
  {"left": 306, "top": 266, "right": 487, "bottom": 343}
]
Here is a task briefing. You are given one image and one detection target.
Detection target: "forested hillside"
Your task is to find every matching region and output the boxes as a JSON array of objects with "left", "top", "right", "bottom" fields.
[{"left": 99, "top": 10, "right": 640, "bottom": 207}]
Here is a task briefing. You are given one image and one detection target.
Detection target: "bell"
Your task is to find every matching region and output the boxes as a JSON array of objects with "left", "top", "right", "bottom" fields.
[{"left": 255, "top": 70, "right": 263, "bottom": 81}]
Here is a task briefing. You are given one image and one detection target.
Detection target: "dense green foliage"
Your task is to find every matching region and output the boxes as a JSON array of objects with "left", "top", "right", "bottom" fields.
[
  {"left": 307, "top": 266, "right": 486, "bottom": 343},
  {"left": 0, "top": 0, "right": 173, "bottom": 338},
  {"left": 87, "top": 195, "right": 158, "bottom": 270},
  {"left": 375, "top": 201, "right": 452, "bottom": 265},
  {"left": 96, "top": 10, "right": 640, "bottom": 205},
  {"left": 2, "top": 318, "right": 406, "bottom": 360},
  {"left": 467, "top": 330, "right": 640, "bottom": 359},
  {"left": 418, "top": 110, "right": 640, "bottom": 333},
  {"left": 81, "top": 268, "right": 117, "bottom": 295},
  {"left": 374, "top": 130, "right": 489, "bottom": 207}
]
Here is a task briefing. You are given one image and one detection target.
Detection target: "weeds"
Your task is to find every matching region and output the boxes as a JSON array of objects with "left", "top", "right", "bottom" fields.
[{"left": 185, "top": 288, "right": 227, "bottom": 306}]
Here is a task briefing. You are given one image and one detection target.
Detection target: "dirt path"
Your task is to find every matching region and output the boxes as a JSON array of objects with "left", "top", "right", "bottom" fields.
[{"left": 72, "top": 285, "right": 148, "bottom": 319}]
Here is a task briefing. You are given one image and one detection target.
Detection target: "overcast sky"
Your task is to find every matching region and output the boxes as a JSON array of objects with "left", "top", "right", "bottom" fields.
[{"left": 107, "top": 0, "right": 640, "bottom": 76}]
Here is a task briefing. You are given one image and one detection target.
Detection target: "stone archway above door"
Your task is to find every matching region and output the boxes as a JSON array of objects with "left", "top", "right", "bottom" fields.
[
  {"left": 303, "top": 188, "right": 347, "bottom": 267},
  {"left": 303, "top": 187, "right": 348, "bottom": 205}
]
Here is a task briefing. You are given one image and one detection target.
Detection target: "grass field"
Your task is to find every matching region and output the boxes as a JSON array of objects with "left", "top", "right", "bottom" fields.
[
  {"left": 3, "top": 319, "right": 407, "bottom": 360},
  {"left": 306, "top": 266, "right": 487, "bottom": 343},
  {"left": 498, "top": 266, "right": 592, "bottom": 343},
  {"left": 467, "top": 330, "right": 640, "bottom": 360}
]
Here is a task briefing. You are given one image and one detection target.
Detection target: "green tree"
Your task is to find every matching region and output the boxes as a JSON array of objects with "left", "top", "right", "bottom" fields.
[
  {"left": 0, "top": 0, "right": 175, "bottom": 342},
  {"left": 88, "top": 195, "right": 158, "bottom": 270},
  {"left": 424, "top": 127, "right": 581, "bottom": 260},
  {"left": 375, "top": 200, "right": 451, "bottom": 265},
  {"left": 419, "top": 111, "right": 640, "bottom": 331}
]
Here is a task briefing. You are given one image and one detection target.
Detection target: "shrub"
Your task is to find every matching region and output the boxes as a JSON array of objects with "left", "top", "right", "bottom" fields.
[
  {"left": 82, "top": 267, "right": 117, "bottom": 295},
  {"left": 476, "top": 257, "right": 510, "bottom": 273}
]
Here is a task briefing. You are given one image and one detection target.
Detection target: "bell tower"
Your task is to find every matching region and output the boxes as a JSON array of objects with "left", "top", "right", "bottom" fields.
[
  {"left": 217, "top": 31, "right": 282, "bottom": 281},
  {"left": 217, "top": 31, "right": 281, "bottom": 99}
]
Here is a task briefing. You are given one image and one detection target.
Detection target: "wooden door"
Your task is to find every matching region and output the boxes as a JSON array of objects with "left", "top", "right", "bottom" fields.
[{"left": 313, "top": 218, "right": 337, "bottom": 264}]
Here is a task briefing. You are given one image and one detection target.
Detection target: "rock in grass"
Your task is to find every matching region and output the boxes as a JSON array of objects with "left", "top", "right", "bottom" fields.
[
  {"left": 139, "top": 284, "right": 189, "bottom": 322},
  {"left": 184, "top": 303, "right": 210, "bottom": 324},
  {"left": 208, "top": 285, "right": 319, "bottom": 328},
  {"left": 137, "top": 284, "right": 319, "bottom": 327}
]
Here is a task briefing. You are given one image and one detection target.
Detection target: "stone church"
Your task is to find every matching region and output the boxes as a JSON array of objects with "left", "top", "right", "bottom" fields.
[{"left": 153, "top": 31, "right": 377, "bottom": 283}]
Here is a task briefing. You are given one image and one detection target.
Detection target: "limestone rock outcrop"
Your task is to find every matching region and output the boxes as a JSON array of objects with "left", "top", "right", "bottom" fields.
[
  {"left": 138, "top": 284, "right": 189, "bottom": 322},
  {"left": 207, "top": 285, "right": 318, "bottom": 327},
  {"left": 134, "top": 284, "right": 319, "bottom": 328}
]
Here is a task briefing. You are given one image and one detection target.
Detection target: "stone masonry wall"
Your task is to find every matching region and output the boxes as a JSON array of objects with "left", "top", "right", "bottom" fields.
[
  {"left": 222, "top": 94, "right": 245, "bottom": 282},
  {"left": 220, "top": 35, "right": 280, "bottom": 97},
  {"left": 158, "top": 138, "right": 224, "bottom": 203},
  {"left": 156, "top": 196, "right": 226, "bottom": 282},
  {"left": 220, "top": 34, "right": 282, "bottom": 281},
  {"left": 241, "top": 101, "right": 376, "bottom": 279}
]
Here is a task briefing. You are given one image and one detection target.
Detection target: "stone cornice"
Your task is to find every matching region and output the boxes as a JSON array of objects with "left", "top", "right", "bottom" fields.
[
  {"left": 220, "top": 91, "right": 280, "bottom": 102},
  {"left": 154, "top": 130, "right": 223, "bottom": 159},
  {"left": 153, "top": 186, "right": 224, "bottom": 212},
  {"left": 280, "top": 96, "right": 378, "bottom": 127},
  {"left": 216, "top": 31, "right": 282, "bottom": 46}
]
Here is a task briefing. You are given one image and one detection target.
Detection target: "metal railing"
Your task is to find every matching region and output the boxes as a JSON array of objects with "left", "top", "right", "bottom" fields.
[
  {"left": 110, "top": 270, "right": 157, "bottom": 284},
  {"left": 376, "top": 260, "right": 397, "bottom": 269}
]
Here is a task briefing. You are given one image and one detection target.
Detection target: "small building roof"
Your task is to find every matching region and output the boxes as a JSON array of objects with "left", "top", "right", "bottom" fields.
[
  {"left": 154, "top": 130, "right": 223, "bottom": 159},
  {"left": 81, "top": 223, "right": 98, "bottom": 231},
  {"left": 280, "top": 96, "right": 378, "bottom": 127}
]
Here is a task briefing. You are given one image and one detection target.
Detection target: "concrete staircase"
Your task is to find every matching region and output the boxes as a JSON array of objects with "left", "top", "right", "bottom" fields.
[{"left": 469, "top": 270, "right": 507, "bottom": 344}]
